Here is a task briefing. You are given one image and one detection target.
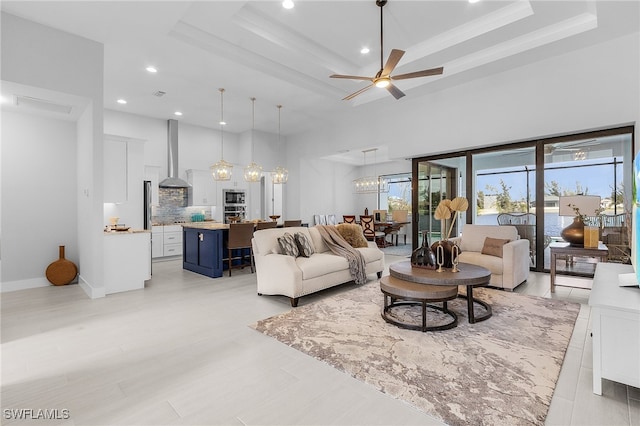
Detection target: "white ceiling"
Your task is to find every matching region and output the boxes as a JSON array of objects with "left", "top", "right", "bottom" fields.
[{"left": 1, "top": 0, "right": 638, "bottom": 141}]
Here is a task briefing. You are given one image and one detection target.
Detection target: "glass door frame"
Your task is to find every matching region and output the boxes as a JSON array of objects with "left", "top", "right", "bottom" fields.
[{"left": 412, "top": 125, "right": 634, "bottom": 273}]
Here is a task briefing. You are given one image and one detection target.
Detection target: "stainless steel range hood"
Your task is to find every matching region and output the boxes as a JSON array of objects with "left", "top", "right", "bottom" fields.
[{"left": 159, "top": 119, "right": 190, "bottom": 188}]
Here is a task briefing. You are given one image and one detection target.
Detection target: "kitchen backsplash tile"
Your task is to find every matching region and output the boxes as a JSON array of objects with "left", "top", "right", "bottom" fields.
[{"left": 152, "top": 188, "right": 214, "bottom": 224}]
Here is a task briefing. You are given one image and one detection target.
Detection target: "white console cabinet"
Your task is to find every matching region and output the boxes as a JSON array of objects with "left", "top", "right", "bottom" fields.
[{"left": 589, "top": 262, "right": 640, "bottom": 395}]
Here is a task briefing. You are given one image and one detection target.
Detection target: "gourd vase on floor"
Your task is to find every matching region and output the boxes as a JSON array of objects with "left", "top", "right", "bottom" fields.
[
  {"left": 411, "top": 233, "right": 436, "bottom": 269},
  {"left": 45, "top": 245, "right": 78, "bottom": 286}
]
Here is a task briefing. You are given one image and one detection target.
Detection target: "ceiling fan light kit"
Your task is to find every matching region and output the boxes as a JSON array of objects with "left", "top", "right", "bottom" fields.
[{"left": 330, "top": 0, "right": 444, "bottom": 101}]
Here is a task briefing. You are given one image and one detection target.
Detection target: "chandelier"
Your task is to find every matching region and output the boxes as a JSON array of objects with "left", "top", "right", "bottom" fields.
[
  {"left": 353, "top": 148, "right": 389, "bottom": 194},
  {"left": 244, "top": 97, "right": 262, "bottom": 182},
  {"left": 211, "top": 88, "right": 233, "bottom": 181},
  {"left": 271, "top": 105, "right": 288, "bottom": 184}
]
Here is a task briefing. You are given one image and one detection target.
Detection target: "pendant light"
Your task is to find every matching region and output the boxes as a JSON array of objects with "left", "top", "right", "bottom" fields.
[
  {"left": 211, "top": 88, "right": 233, "bottom": 181},
  {"left": 353, "top": 148, "right": 389, "bottom": 193},
  {"left": 271, "top": 105, "right": 289, "bottom": 184},
  {"left": 244, "top": 97, "right": 262, "bottom": 182}
]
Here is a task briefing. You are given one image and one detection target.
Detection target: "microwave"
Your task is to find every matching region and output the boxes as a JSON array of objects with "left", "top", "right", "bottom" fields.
[{"left": 224, "top": 189, "right": 245, "bottom": 205}]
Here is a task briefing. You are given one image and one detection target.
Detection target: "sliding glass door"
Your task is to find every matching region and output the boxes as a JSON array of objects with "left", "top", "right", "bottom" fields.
[
  {"left": 412, "top": 126, "right": 634, "bottom": 273},
  {"left": 413, "top": 156, "right": 466, "bottom": 246},
  {"left": 472, "top": 146, "right": 538, "bottom": 267}
]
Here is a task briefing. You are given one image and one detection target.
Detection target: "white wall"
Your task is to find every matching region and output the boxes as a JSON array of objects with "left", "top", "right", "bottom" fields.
[
  {"left": 1, "top": 13, "right": 104, "bottom": 295},
  {"left": 1, "top": 111, "right": 77, "bottom": 289},
  {"left": 286, "top": 32, "right": 640, "bottom": 222},
  {"left": 104, "top": 110, "right": 285, "bottom": 222}
]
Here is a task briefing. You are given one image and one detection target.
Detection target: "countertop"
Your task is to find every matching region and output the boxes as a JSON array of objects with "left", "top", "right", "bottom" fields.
[
  {"left": 104, "top": 229, "right": 150, "bottom": 236},
  {"left": 181, "top": 222, "right": 229, "bottom": 230}
]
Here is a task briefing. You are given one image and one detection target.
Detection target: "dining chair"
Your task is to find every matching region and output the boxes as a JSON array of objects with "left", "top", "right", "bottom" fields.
[
  {"left": 373, "top": 209, "right": 388, "bottom": 222},
  {"left": 390, "top": 210, "right": 409, "bottom": 245},
  {"left": 313, "top": 214, "right": 327, "bottom": 225},
  {"left": 227, "top": 222, "right": 255, "bottom": 276},
  {"left": 359, "top": 215, "right": 385, "bottom": 245},
  {"left": 342, "top": 215, "right": 356, "bottom": 224},
  {"left": 326, "top": 214, "right": 338, "bottom": 225},
  {"left": 255, "top": 221, "right": 278, "bottom": 231},
  {"left": 284, "top": 219, "right": 302, "bottom": 227}
]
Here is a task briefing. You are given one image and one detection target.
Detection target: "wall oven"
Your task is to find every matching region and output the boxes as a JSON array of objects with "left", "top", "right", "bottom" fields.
[
  {"left": 223, "top": 189, "right": 246, "bottom": 223},
  {"left": 224, "top": 189, "right": 245, "bottom": 205}
]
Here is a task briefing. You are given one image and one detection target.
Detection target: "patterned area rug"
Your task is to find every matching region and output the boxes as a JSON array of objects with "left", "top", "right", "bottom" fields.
[{"left": 252, "top": 281, "right": 580, "bottom": 426}]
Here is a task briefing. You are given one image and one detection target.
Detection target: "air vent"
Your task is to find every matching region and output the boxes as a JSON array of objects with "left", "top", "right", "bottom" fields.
[
  {"left": 15, "top": 95, "right": 73, "bottom": 114},
  {"left": 153, "top": 91, "right": 166, "bottom": 97}
]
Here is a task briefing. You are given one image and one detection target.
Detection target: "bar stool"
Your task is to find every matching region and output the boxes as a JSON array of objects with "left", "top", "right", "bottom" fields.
[{"left": 227, "top": 222, "right": 255, "bottom": 276}]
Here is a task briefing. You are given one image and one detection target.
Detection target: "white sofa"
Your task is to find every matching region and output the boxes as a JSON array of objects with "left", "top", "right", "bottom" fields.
[
  {"left": 252, "top": 226, "right": 385, "bottom": 306},
  {"left": 450, "top": 224, "right": 530, "bottom": 291}
]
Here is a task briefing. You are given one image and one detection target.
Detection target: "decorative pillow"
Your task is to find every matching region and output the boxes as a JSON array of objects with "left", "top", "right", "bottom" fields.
[
  {"left": 481, "top": 237, "right": 510, "bottom": 258},
  {"left": 336, "top": 223, "right": 369, "bottom": 248},
  {"left": 294, "top": 232, "right": 315, "bottom": 258},
  {"left": 277, "top": 233, "right": 299, "bottom": 257}
]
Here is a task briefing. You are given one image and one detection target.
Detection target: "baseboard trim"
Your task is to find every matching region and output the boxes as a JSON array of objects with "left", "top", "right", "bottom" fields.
[
  {"left": 78, "top": 275, "right": 105, "bottom": 299},
  {"left": 1, "top": 277, "right": 50, "bottom": 292}
]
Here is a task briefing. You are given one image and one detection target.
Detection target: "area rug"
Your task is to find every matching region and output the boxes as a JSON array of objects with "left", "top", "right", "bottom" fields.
[{"left": 251, "top": 281, "right": 580, "bottom": 426}]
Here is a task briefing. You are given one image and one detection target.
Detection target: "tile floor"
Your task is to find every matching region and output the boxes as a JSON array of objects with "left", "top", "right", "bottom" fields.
[{"left": 1, "top": 255, "right": 638, "bottom": 425}]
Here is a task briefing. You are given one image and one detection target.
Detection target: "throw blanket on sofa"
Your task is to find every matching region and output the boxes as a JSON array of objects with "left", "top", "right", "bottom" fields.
[{"left": 316, "top": 225, "right": 367, "bottom": 285}]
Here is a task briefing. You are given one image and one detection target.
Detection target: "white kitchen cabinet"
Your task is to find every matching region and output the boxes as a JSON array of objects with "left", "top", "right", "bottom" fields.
[
  {"left": 151, "top": 226, "right": 164, "bottom": 258},
  {"left": 104, "top": 232, "right": 151, "bottom": 294},
  {"left": 104, "top": 138, "right": 128, "bottom": 203},
  {"left": 187, "top": 169, "right": 216, "bottom": 206},
  {"left": 162, "top": 225, "right": 183, "bottom": 258},
  {"left": 145, "top": 165, "right": 161, "bottom": 206}
]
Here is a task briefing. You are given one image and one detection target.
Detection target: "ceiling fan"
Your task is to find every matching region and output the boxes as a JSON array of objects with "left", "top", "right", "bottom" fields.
[{"left": 330, "top": 0, "right": 444, "bottom": 101}]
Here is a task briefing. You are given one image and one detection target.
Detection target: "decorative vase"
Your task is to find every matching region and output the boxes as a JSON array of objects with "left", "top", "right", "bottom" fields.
[
  {"left": 431, "top": 239, "right": 457, "bottom": 268},
  {"left": 411, "top": 233, "right": 437, "bottom": 269},
  {"left": 561, "top": 216, "right": 585, "bottom": 247},
  {"left": 45, "top": 246, "right": 78, "bottom": 286}
]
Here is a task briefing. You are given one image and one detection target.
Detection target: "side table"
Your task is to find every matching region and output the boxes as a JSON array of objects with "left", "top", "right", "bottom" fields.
[{"left": 549, "top": 242, "right": 608, "bottom": 293}]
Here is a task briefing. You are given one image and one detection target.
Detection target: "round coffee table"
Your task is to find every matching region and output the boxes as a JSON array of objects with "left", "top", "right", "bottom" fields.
[
  {"left": 380, "top": 275, "right": 459, "bottom": 332},
  {"left": 388, "top": 261, "right": 492, "bottom": 324}
]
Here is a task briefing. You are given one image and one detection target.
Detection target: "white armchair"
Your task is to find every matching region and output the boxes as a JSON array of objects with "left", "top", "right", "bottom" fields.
[{"left": 450, "top": 224, "right": 530, "bottom": 291}]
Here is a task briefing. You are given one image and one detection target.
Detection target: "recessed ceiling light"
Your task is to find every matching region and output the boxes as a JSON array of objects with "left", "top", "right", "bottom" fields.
[
  {"left": 117, "top": 99, "right": 127, "bottom": 104},
  {"left": 174, "top": 111, "right": 183, "bottom": 116},
  {"left": 146, "top": 66, "right": 158, "bottom": 73},
  {"left": 282, "top": 0, "right": 294, "bottom": 9},
  {"left": 219, "top": 121, "right": 226, "bottom": 126},
  {"left": 360, "top": 47, "right": 370, "bottom": 54},
  {"left": 469, "top": 0, "right": 481, "bottom": 3}
]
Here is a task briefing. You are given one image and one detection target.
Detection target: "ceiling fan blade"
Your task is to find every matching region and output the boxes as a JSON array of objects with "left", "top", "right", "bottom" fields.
[
  {"left": 330, "top": 74, "right": 374, "bottom": 81},
  {"left": 386, "top": 83, "right": 405, "bottom": 100},
  {"left": 392, "top": 67, "right": 444, "bottom": 81},
  {"left": 343, "top": 84, "right": 374, "bottom": 100},
  {"left": 381, "top": 49, "right": 405, "bottom": 76}
]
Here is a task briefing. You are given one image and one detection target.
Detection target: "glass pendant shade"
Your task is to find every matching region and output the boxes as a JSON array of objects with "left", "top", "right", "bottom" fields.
[
  {"left": 211, "top": 159, "right": 233, "bottom": 181},
  {"left": 353, "top": 175, "right": 389, "bottom": 193},
  {"left": 272, "top": 104, "right": 288, "bottom": 184},
  {"left": 212, "top": 88, "right": 233, "bottom": 181},
  {"left": 244, "top": 161, "right": 262, "bottom": 182},
  {"left": 244, "top": 97, "right": 262, "bottom": 183},
  {"left": 271, "top": 166, "right": 288, "bottom": 184}
]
